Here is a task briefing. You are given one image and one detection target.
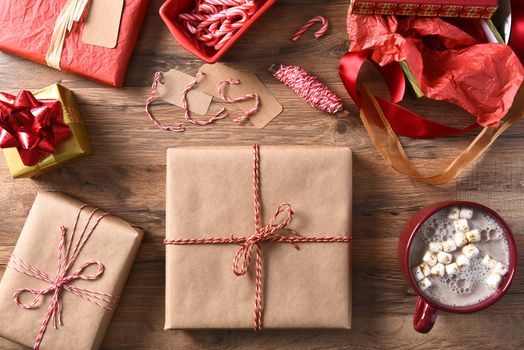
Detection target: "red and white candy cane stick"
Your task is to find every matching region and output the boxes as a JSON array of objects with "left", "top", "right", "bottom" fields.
[
  {"left": 179, "top": 0, "right": 257, "bottom": 50},
  {"left": 291, "top": 16, "right": 329, "bottom": 42}
]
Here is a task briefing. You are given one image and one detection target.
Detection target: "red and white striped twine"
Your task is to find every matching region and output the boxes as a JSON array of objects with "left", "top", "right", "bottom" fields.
[
  {"left": 164, "top": 144, "right": 353, "bottom": 331},
  {"left": 145, "top": 71, "right": 260, "bottom": 131},
  {"left": 8, "top": 206, "right": 117, "bottom": 350},
  {"left": 179, "top": 0, "right": 258, "bottom": 50},
  {"left": 219, "top": 78, "right": 260, "bottom": 124},
  {"left": 291, "top": 16, "right": 329, "bottom": 42},
  {"left": 272, "top": 64, "right": 343, "bottom": 114}
]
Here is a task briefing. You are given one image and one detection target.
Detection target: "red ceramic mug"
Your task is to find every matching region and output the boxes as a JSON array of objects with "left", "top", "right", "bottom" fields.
[{"left": 398, "top": 201, "right": 517, "bottom": 333}]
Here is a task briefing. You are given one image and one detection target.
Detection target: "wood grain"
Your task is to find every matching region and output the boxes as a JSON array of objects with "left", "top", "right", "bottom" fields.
[{"left": 0, "top": 0, "right": 523, "bottom": 349}]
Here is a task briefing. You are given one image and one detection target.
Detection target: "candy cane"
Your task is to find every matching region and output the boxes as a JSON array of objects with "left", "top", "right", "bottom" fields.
[
  {"left": 179, "top": 0, "right": 258, "bottom": 50},
  {"left": 291, "top": 16, "right": 329, "bottom": 42}
]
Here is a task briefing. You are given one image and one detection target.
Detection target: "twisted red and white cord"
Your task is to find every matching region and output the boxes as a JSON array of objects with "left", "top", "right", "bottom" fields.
[
  {"left": 145, "top": 72, "right": 260, "bottom": 131},
  {"left": 179, "top": 0, "right": 258, "bottom": 50},
  {"left": 8, "top": 206, "right": 117, "bottom": 350},
  {"left": 291, "top": 16, "right": 329, "bottom": 42},
  {"left": 145, "top": 72, "right": 186, "bottom": 132},
  {"left": 219, "top": 78, "right": 260, "bottom": 124},
  {"left": 164, "top": 144, "right": 353, "bottom": 331},
  {"left": 272, "top": 64, "right": 343, "bottom": 114}
]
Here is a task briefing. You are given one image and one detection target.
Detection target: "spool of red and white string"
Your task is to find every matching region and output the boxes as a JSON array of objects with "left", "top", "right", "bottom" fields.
[
  {"left": 179, "top": 0, "right": 258, "bottom": 50},
  {"left": 270, "top": 63, "right": 343, "bottom": 114}
]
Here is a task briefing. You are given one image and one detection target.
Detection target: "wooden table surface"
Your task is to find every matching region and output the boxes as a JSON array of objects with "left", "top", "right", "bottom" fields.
[{"left": 1, "top": 1, "right": 523, "bottom": 349}]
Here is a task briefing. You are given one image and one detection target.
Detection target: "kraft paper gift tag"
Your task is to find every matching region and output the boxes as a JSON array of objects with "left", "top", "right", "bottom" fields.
[
  {"left": 0, "top": 192, "right": 143, "bottom": 350},
  {"left": 157, "top": 69, "right": 213, "bottom": 116},
  {"left": 197, "top": 63, "right": 283, "bottom": 128},
  {"left": 165, "top": 146, "right": 352, "bottom": 329},
  {"left": 82, "top": 0, "right": 125, "bottom": 49}
]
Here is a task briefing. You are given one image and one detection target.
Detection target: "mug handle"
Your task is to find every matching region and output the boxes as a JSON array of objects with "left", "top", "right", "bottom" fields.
[{"left": 413, "top": 297, "right": 438, "bottom": 333}]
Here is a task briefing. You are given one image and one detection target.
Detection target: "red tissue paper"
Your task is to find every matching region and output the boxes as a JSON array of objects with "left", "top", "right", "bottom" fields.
[{"left": 347, "top": 14, "right": 524, "bottom": 128}]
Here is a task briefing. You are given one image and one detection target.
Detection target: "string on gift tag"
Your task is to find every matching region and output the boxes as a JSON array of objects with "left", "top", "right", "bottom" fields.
[
  {"left": 270, "top": 63, "right": 343, "bottom": 114},
  {"left": 164, "top": 144, "right": 352, "bottom": 331},
  {"left": 219, "top": 78, "right": 260, "bottom": 123},
  {"left": 179, "top": 0, "right": 258, "bottom": 50},
  {"left": 291, "top": 16, "right": 329, "bottom": 42},
  {"left": 145, "top": 71, "right": 260, "bottom": 131},
  {"left": 8, "top": 205, "right": 117, "bottom": 350}
]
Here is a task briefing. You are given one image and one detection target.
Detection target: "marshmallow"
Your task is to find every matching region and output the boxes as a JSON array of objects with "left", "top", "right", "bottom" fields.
[
  {"left": 437, "top": 251, "right": 452, "bottom": 264},
  {"left": 447, "top": 207, "right": 460, "bottom": 220},
  {"left": 462, "top": 244, "right": 480, "bottom": 259},
  {"left": 459, "top": 207, "right": 474, "bottom": 219},
  {"left": 430, "top": 263, "right": 445, "bottom": 278},
  {"left": 420, "top": 262, "right": 431, "bottom": 277},
  {"left": 453, "top": 231, "right": 468, "bottom": 248},
  {"left": 442, "top": 239, "right": 457, "bottom": 252},
  {"left": 418, "top": 277, "right": 432, "bottom": 291},
  {"left": 482, "top": 254, "right": 498, "bottom": 269},
  {"left": 423, "top": 251, "right": 438, "bottom": 267},
  {"left": 456, "top": 255, "right": 470, "bottom": 270},
  {"left": 412, "top": 266, "right": 425, "bottom": 281},
  {"left": 445, "top": 263, "right": 460, "bottom": 276},
  {"left": 493, "top": 261, "right": 508, "bottom": 276},
  {"left": 466, "top": 229, "right": 481, "bottom": 243},
  {"left": 486, "top": 273, "right": 502, "bottom": 289},
  {"left": 453, "top": 218, "right": 469, "bottom": 233},
  {"left": 429, "top": 242, "right": 443, "bottom": 253}
]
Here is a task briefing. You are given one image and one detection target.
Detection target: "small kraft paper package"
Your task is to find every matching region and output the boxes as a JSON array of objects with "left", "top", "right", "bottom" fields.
[
  {"left": 0, "top": 192, "right": 144, "bottom": 349},
  {"left": 165, "top": 145, "right": 352, "bottom": 330}
]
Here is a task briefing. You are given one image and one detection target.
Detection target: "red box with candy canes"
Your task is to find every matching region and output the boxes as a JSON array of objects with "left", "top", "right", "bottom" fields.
[
  {"left": 160, "top": 0, "right": 277, "bottom": 63},
  {"left": 350, "top": 0, "right": 498, "bottom": 18}
]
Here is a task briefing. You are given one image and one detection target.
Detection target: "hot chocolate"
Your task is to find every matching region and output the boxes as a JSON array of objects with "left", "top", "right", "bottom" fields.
[{"left": 409, "top": 206, "right": 510, "bottom": 308}]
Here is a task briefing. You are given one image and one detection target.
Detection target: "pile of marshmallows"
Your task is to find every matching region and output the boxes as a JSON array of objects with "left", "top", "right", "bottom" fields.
[{"left": 413, "top": 207, "right": 508, "bottom": 292}]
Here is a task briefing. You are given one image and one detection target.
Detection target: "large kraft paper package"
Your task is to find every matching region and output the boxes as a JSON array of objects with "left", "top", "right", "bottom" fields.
[
  {"left": 166, "top": 146, "right": 352, "bottom": 329},
  {"left": 0, "top": 192, "right": 143, "bottom": 349}
]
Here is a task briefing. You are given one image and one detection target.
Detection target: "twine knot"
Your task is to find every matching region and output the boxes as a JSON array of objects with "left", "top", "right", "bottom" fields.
[{"left": 232, "top": 203, "right": 299, "bottom": 277}]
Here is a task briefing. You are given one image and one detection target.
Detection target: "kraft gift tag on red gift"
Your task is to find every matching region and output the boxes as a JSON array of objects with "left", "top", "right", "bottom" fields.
[{"left": 82, "top": 0, "right": 124, "bottom": 49}]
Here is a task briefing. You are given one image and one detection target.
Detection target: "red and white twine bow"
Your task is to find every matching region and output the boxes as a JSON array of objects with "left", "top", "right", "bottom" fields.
[
  {"left": 164, "top": 144, "right": 352, "bottom": 331},
  {"left": 8, "top": 206, "right": 118, "bottom": 350},
  {"left": 291, "top": 16, "right": 329, "bottom": 42},
  {"left": 179, "top": 0, "right": 258, "bottom": 50},
  {"left": 145, "top": 71, "right": 260, "bottom": 131}
]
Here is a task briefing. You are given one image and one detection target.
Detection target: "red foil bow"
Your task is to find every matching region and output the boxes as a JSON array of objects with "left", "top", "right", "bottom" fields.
[{"left": 0, "top": 90, "right": 71, "bottom": 166}]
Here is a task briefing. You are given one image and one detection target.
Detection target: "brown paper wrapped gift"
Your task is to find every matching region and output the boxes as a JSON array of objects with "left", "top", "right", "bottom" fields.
[
  {"left": 0, "top": 192, "right": 143, "bottom": 349},
  {"left": 165, "top": 145, "right": 352, "bottom": 329}
]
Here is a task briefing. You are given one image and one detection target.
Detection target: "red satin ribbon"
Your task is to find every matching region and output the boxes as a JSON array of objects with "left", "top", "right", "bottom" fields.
[
  {"left": 339, "top": 50, "right": 479, "bottom": 139},
  {"left": 0, "top": 90, "right": 71, "bottom": 166},
  {"left": 510, "top": 0, "right": 524, "bottom": 64}
]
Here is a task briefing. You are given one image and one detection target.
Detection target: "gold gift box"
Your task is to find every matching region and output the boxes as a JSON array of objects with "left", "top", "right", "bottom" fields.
[{"left": 2, "top": 83, "right": 92, "bottom": 178}]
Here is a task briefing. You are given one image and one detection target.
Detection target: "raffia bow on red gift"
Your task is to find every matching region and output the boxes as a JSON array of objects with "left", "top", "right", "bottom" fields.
[{"left": 0, "top": 90, "right": 71, "bottom": 166}]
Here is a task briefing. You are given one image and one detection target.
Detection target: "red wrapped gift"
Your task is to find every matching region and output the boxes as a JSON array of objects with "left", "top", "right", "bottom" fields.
[
  {"left": 0, "top": 0, "right": 149, "bottom": 87},
  {"left": 350, "top": 0, "right": 498, "bottom": 18}
]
